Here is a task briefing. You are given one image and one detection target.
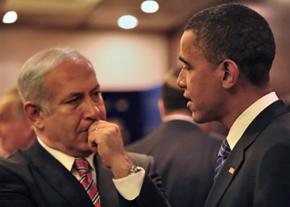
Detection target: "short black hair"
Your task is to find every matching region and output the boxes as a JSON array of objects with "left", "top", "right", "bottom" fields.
[
  {"left": 161, "top": 69, "right": 189, "bottom": 113},
  {"left": 184, "top": 3, "right": 275, "bottom": 86}
]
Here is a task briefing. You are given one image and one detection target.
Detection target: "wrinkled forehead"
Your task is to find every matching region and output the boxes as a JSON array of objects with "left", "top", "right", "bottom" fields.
[
  {"left": 47, "top": 57, "right": 96, "bottom": 80},
  {"left": 43, "top": 57, "right": 99, "bottom": 100}
]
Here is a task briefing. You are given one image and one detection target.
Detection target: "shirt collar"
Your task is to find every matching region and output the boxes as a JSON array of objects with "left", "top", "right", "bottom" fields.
[
  {"left": 37, "top": 137, "right": 95, "bottom": 171},
  {"left": 227, "top": 92, "right": 278, "bottom": 150},
  {"left": 164, "top": 114, "right": 195, "bottom": 124}
]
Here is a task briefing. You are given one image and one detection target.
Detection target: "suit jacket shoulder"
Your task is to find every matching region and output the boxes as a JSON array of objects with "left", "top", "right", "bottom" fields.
[
  {"left": 205, "top": 100, "right": 290, "bottom": 207},
  {"left": 127, "top": 119, "right": 222, "bottom": 207},
  {"left": 0, "top": 142, "right": 170, "bottom": 207}
]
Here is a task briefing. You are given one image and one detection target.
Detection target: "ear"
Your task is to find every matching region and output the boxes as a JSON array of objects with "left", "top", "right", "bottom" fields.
[
  {"left": 23, "top": 102, "right": 45, "bottom": 129},
  {"left": 220, "top": 59, "right": 239, "bottom": 89}
]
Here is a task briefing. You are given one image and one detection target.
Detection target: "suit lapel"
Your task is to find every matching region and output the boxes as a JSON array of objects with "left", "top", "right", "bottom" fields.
[
  {"left": 95, "top": 155, "right": 121, "bottom": 207},
  {"left": 24, "top": 141, "right": 93, "bottom": 207},
  {"left": 205, "top": 100, "right": 288, "bottom": 207}
]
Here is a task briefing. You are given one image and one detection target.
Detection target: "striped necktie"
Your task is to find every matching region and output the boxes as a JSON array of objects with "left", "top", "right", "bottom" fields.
[
  {"left": 214, "top": 139, "right": 231, "bottom": 179},
  {"left": 74, "top": 157, "right": 101, "bottom": 207}
]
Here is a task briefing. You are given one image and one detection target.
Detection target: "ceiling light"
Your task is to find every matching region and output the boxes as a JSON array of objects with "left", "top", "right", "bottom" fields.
[
  {"left": 118, "top": 15, "right": 138, "bottom": 30},
  {"left": 141, "top": 0, "right": 159, "bottom": 13},
  {"left": 2, "top": 11, "right": 18, "bottom": 24}
]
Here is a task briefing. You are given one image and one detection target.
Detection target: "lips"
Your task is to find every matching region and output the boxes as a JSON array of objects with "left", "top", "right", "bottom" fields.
[
  {"left": 79, "top": 121, "right": 95, "bottom": 133},
  {"left": 187, "top": 100, "right": 193, "bottom": 110},
  {"left": 78, "top": 126, "right": 90, "bottom": 134},
  {"left": 183, "top": 90, "right": 191, "bottom": 99}
]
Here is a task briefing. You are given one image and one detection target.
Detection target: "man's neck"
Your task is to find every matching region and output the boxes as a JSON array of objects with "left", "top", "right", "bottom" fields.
[{"left": 222, "top": 86, "right": 272, "bottom": 129}]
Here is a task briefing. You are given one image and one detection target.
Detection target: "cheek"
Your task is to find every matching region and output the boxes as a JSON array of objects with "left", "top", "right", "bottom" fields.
[
  {"left": 98, "top": 103, "right": 107, "bottom": 120},
  {"left": 188, "top": 76, "right": 203, "bottom": 95},
  {"left": 46, "top": 113, "right": 77, "bottom": 135},
  {"left": 0, "top": 124, "right": 11, "bottom": 138}
]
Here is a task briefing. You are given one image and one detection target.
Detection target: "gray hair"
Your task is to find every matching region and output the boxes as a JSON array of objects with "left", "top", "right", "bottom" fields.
[{"left": 17, "top": 48, "right": 91, "bottom": 109}]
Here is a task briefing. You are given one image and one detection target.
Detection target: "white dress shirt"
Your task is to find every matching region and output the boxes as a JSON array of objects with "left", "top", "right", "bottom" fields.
[
  {"left": 38, "top": 138, "right": 145, "bottom": 200},
  {"left": 163, "top": 114, "right": 194, "bottom": 123},
  {"left": 227, "top": 92, "right": 279, "bottom": 150}
]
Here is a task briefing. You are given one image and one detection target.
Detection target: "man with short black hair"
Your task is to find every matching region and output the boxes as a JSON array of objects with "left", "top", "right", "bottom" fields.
[{"left": 178, "top": 3, "right": 290, "bottom": 206}]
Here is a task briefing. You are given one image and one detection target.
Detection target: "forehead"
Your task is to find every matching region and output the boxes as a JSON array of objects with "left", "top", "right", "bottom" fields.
[
  {"left": 45, "top": 58, "right": 99, "bottom": 97},
  {"left": 180, "top": 31, "right": 205, "bottom": 60},
  {"left": 180, "top": 31, "right": 202, "bottom": 52}
]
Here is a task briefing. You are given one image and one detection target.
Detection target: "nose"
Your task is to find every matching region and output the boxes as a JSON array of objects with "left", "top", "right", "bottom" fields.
[
  {"left": 83, "top": 98, "right": 100, "bottom": 121},
  {"left": 177, "top": 69, "right": 186, "bottom": 89}
]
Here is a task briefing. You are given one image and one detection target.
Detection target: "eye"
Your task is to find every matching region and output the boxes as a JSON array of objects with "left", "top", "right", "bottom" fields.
[
  {"left": 183, "top": 64, "right": 192, "bottom": 71},
  {"left": 66, "top": 96, "right": 81, "bottom": 105},
  {"left": 91, "top": 91, "right": 102, "bottom": 102}
]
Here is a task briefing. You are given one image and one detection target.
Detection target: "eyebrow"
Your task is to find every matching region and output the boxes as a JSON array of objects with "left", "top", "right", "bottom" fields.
[
  {"left": 90, "top": 85, "right": 101, "bottom": 93},
  {"left": 178, "top": 56, "right": 192, "bottom": 68},
  {"left": 63, "top": 85, "right": 101, "bottom": 100}
]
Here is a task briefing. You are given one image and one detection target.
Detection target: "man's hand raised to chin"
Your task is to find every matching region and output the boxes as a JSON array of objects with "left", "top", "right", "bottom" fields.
[{"left": 88, "top": 120, "right": 134, "bottom": 179}]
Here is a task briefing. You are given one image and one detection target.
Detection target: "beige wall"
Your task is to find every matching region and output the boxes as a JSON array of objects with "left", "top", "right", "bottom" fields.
[{"left": 0, "top": 27, "right": 168, "bottom": 95}]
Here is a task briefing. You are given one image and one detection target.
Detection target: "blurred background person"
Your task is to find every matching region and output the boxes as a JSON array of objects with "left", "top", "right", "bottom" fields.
[
  {"left": 0, "top": 87, "right": 35, "bottom": 159},
  {"left": 199, "top": 121, "right": 228, "bottom": 140},
  {"left": 127, "top": 69, "right": 222, "bottom": 207}
]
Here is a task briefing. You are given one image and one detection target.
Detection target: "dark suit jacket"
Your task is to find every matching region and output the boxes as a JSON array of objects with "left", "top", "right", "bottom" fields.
[
  {"left": 127, "top": 119, "right": 222, "bottom": 207},
  {"left": 0, "top": 140, "right": 170, "bottom": 207},
  {"left": 204, "top": 100, "right": 290, "bottom": 207}
]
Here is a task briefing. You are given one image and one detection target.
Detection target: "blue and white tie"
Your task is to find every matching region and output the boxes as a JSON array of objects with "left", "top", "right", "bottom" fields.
[{"left": 214, "top": 139, "right": 231, "bottom": 179}]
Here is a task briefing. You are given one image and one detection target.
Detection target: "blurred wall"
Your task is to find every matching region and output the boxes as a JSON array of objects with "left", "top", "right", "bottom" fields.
[{"left": 0, "top": 27, "right": 168, "bottom": 95}]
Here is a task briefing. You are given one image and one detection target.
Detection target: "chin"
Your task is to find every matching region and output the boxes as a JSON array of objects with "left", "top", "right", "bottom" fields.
[
  {"left": 73, "top": 147, "right": 93, "bottom": 157},
  {"left": 192, "top": 112, "right": 207, "bottom": 124},
  {"left": 70, "top": 140, "right": 92, "bottom": 157},
  {"left": 80, "top": 149, "right": 94, "bottom": 157}
]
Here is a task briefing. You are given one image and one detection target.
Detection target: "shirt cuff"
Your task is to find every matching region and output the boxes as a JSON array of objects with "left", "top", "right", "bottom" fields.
[{"left": 112, "top": 166, "right": 145, "bottom": 200}]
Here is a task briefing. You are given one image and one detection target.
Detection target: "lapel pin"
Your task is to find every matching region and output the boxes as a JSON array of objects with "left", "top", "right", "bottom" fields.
[{"left": 228, "top": 167, "right": 235, "bottom": 175}]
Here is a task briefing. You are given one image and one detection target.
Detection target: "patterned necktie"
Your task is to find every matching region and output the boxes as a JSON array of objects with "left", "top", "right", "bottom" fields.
[
  {"left": 214, "top": 139, "right": 231, "bottom": 179},
  {"left": 74, "top": 157, "right": 101, "bottom": 207}
]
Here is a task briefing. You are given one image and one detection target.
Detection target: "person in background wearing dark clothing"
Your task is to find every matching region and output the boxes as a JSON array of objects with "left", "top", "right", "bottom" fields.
[
  {"left": 127, "top": 69, "right": 221, "bottom": 207},
  {"left": 177, "top": 3, "right": 290, "bottom": 207},
  {"left": 0, "top": 48, "right": 170, "bottom": 207}
]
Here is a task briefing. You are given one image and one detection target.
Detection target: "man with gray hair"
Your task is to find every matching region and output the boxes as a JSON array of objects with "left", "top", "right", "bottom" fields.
[{"left": 0, "top": 48, "right": 170, "bottom": 207}]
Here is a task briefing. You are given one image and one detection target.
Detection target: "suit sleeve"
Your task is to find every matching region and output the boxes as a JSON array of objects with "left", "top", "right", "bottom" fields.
[
  {"left": 255, "top": 143, "right": 290, "bottom": 206},
  {"left": 0, "top": 165, "right": 37, "bottom": 207},
  {"left": 131, "top": 154, "right": 171, "bottom": 207}
]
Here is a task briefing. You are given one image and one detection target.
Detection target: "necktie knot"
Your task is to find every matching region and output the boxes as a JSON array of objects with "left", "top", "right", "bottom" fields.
[
  {"left": 214, "top": 139, "right": 231, "bottom": 178},
  {"left": 217, "top": 139, "right": 231, "bottom": 160},
  {"left": 75, "top": 157, "right": 91, "bottom": 177}
]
